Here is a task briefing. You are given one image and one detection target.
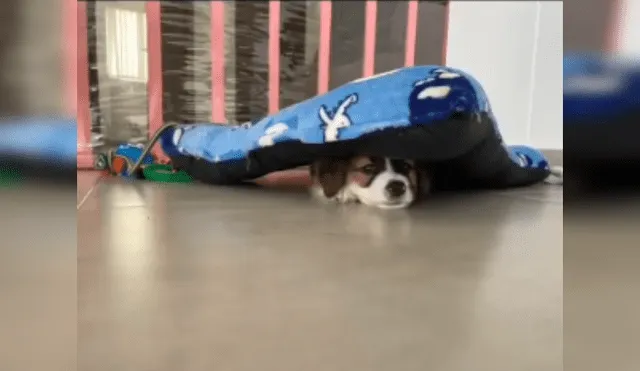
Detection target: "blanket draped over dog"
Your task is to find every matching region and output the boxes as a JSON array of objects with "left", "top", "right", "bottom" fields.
[
  {"left": 564, "top": 54, "right": 640, "bottom": 163},
  {"left": 161, "top": 65, "right": 554, "bottom": 189},
  {"left": 0, "top": 117, "right": 76, "bottom": 182}
]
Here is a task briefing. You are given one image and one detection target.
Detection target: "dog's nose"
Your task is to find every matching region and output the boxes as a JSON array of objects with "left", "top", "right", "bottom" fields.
[{"left": 385, "top": 180, "right": 406, "bottom": 198}]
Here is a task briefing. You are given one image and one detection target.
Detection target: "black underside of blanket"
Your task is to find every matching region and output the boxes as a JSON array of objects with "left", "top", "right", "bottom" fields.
[{"left": 170, "top": 112, "right": 550, "bottom": 190}]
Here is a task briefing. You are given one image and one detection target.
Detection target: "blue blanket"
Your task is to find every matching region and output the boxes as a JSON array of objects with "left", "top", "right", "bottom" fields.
[
  {"left": 564, "top": 54, "right": 640, "bottom": 168},
  {"left": 564, "top": 53, "right": 640, "bottom": 122},
  {"left": 165, "top": 66, "right": 505, "bottom": 163},
  {"left": 0, "top": 117, "right": 77, "bottom": 164}
]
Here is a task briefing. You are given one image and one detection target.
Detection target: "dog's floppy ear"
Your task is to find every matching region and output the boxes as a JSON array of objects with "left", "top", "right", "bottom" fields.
[
  {"left": 312, "top": 158, "right": 349, "bottom": 198},
  {"left": 416, "top": 164, "right": 433, "bottom": 197}
]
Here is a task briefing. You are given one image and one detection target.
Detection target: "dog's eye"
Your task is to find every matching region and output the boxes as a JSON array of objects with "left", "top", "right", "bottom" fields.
[
  {"left": 399, "top": 162, "right": 414, "bottom": 172},
  {"left": 360, "top": 164, "right": 377, "bottom": 174}
]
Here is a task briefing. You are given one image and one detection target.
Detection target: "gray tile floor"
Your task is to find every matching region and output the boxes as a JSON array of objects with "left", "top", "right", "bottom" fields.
[
  {"left": 564, "top": 203, "right": 640, "bottom": 371},
  {"left": 75, "top": 173, "right": 564, "bottom": 371},
  {"left": 5, "top": 163, "right": 637, "bottom": 371}
]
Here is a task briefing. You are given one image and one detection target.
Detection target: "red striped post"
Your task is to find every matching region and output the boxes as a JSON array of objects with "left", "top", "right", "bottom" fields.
[
  {"left": 268, "top": 1, "right": 281, "bottom": 114},
  {"left": 210, "top": 1, "right": 227, "bottom": 123},
  {"left": 362, "top": 0, "right": 378, "bottom": 77},
  {"left": 404, "top": 0, "right": 419, "bottom": 67},
  {"left": 317, "top": 1, "right": 332, "bottom": 95},
  {"left": 76, "top": 0, "right": 94, "bottom": 168},
  {"left": 442, "top": 1, "right": 450, "bottom": 64},
  {"left": 606, "top": 0, "right": 623, "bottom": 52},
  {"left": 145, "top": 2, "right": 166, "bottom": 160}
]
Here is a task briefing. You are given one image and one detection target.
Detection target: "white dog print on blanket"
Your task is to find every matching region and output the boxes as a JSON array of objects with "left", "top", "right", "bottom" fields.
[
  {"left": 258, "top": 122, "right": 289, "bottom": 147},
  {"left": 319, "top": 93, "right": 358, "bottom": 142}
]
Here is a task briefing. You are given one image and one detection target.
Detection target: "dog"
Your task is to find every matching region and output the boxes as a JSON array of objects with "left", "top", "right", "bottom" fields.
[{"left": 310, "top": 156, "right": 431, "bottom": 209}]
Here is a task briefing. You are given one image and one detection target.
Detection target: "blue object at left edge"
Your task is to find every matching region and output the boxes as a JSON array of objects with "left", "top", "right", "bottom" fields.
[
  {"left": 563, "top": 53, "right": 640, "bottom": 122},
  {"left": 0, "top": 117, "right": 77, "bottom": 164},
  {"left": 162, "top": 65, "right": 549, "bottom": 172}
]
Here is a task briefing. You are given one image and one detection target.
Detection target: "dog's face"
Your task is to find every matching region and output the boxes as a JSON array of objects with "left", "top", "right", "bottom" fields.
[{"left": 310, "top": 156, "right": 431, "bottom": 209}]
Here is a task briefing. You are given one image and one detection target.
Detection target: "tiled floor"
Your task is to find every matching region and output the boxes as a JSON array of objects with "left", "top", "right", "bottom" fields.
[
  {"left": 75, "top": 170, "right": 565, "bottom": 371},
  {"left": 1, "top": 184, "right": 76, "bottom": 371},
  {"left": 564, "top": 201, "right": 640, "bottom": 371}
]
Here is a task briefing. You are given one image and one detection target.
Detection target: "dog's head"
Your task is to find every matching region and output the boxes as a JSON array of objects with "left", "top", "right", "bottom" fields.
[{"left": 310, "top": 156, "right": 431, "bottom": 209}]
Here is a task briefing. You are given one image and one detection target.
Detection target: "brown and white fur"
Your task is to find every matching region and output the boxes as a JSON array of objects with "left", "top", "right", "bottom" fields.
[{"left": 310, "top": 156, "right": 431, "bottom": 209}]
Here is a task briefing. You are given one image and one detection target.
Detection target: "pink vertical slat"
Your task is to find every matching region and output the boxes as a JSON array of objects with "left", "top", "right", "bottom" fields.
[
  {"left": 146, "top": 2, "right": 166, "bottom": 160},
  {"left": 268, "top": 1, "right": 281, "bottom": 114},
  {"left": 442, "top": 1, "right": 450, "bottom": 64},
  {"left": 76, "top": 1, "right": 94, "bottom": 168},
  {"left": 362, "top": 0, "right": 378, "bottom": 77},
  {"left": 210, "top": 1, "right": 226, "bottom": 123},
  {"left": 404, "top": 0, "right": 419, "bottom": 67},
  {"left": 606, "top": 0, "right": 623, "bottom": 52},
  {"left": 317, "top": 1, "right": 332, "bottom": 95},
  {"left": 64, "top": 0, "right": 77, "bottom": 116}
]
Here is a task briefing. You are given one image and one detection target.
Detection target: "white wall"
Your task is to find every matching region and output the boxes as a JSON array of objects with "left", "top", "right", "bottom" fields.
[
  {"left": 528, "top": 2, "right": 563, "bottom": 150},
  {"left": 617, "top": 0, "right": 640, "bottom": 56},
  {"left": 446, "top": 1, "right": 563, "bottom": 149}
]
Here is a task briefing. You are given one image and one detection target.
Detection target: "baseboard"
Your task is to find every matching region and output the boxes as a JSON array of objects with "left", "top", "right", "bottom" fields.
[
  {"left": 541, "top": 150, "right": 563, "bottom": 166},
  {"left": 77, "top": 151, "right": 95, "bottom": 169}
]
